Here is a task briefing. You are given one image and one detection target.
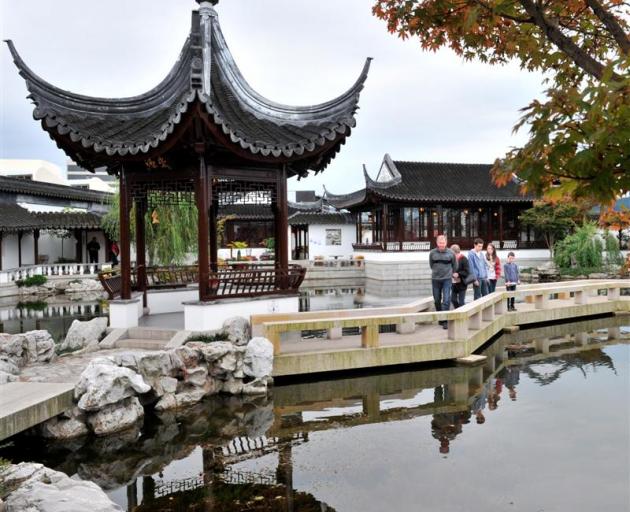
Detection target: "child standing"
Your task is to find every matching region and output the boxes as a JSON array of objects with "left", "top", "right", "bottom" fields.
[{"left": 503, "top": 251, "right": 520, "bottom": 311}]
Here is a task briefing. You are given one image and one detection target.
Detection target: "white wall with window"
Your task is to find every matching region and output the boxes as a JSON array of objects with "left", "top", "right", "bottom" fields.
[{"left": 306, "top": 224, "right": 355, "bottom": 258}]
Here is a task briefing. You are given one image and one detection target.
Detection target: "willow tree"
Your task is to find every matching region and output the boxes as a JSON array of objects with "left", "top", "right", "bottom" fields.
[
  {"left": 101, "top": 192, "right": 198, "bottom": 265},
  {"left": 372, "top": 1, "right": 629, "bottom": 204}
]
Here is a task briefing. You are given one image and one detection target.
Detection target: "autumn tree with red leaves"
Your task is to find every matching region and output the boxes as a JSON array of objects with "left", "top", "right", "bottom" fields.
[{"left": 372, "top": 1, "right": 629, "bottom": 204}]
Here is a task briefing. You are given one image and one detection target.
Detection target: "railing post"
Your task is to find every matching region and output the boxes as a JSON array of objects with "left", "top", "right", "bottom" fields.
[
  {"left": 448, "top": 317, "right": 468, "bottom": 340},
  {"left": 574, "top": 290, "right": 588, "bottom": 305},
  {"left": 494, "top": 298, "right": 506, "bottom": 315},
  {"left": 327, "top": 327, "right": 343, "bottom": 340},
  {"left": 534, "top": 293, "right": 548, "bottom": 309},
  {"left": 482, "top": 305, "right": 495, "bottom": 322},
  {"left": 469, "top": 311, "right": 482, "bottom": 330},
  {"left": 396, "top": 320, "right": 416, "bottom": 334},
  {"left": 361, "top": 324, "right": 379, "bottom": 348},
  {"left": 608, "top": 287, "right": 620, "bottom": 301}
]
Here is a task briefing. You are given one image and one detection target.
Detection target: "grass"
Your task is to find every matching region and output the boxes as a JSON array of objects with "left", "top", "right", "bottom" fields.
[{"left": 186, "top": 332, "right": 230, "bottom": 343}]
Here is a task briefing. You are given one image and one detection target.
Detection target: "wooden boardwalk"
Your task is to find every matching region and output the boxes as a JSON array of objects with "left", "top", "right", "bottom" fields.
[
  {"left": 252, "top": 279, "right": 630, "bottom": 377},
  {"left": 0, "top": 382, "right": 74, "bottom": 441}
]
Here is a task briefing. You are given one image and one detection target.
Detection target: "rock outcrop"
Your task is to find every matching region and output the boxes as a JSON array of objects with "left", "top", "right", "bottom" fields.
[
  {"left": 222, "top": 316, "right": 251, "bottom": 345},
  {"left": 0, "top": 462, "right": 122, "bottom": 512},
  {"left": 0, "top": 330, "right": 55, "bottom": 368},
  {"left": 59, "top": 317, "right": 108, "bottom": 353},
  {"left": 243, "top": 337, "right": 274, "bottom": 379}
]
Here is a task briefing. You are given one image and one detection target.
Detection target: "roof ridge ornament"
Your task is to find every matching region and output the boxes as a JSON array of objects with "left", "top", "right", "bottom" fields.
[{"left": 197, "top": 1, "right": 217, "bottom": 97}]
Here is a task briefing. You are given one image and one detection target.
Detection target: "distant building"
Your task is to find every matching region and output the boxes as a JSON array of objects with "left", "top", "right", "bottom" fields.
[
  {"left": 0, "top": 159, "right": 67, "bottom": 186},
  {"left": 66, "top": 162, "right": 117, "bottom": 193}
]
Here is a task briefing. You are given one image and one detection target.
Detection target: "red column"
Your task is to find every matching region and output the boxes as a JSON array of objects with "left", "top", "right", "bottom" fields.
[
  {"left": 135, "top": 196, "right": 147, "bottom": 307},
  {"left": 119, "top": 167, "right": 132, "bottom": 300},
  {"left": 196, "top": 155, "right": 210, "bottom": 301},
  {"left": 274, "top": 165, "right": 289, "bottom": 288},
  {"left": 33, "top": 229, "right": 39, "bottom": 266},
  {"left": 208, "top": 166, "right": 218, "bottom": 272}
]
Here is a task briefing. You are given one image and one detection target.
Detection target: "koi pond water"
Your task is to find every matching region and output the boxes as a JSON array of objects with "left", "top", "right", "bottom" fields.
[{"left": 2, "top": 315, "right": 628, "bottom": 512}]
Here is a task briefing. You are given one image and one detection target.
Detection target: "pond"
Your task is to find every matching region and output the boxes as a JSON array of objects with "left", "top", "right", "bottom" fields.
[{"left": 2, "top": 316, "right": 628, "bottom": 511}]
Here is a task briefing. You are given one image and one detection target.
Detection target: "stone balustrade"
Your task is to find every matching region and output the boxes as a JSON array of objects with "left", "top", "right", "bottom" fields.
[{"left": 0, "top": 263, "right": 103, "bottom": 284}]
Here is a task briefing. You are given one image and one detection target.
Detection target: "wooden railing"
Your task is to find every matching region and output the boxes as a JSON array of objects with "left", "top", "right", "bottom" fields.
[
  {"left": 352, "top": 240, "right": 547, "bottom": 252},
  {"left": 261, "top": 280, "right": 630, "bottom": 354},
  {"left": 98, "top": 264, "right": 306, "bottom": 301}
]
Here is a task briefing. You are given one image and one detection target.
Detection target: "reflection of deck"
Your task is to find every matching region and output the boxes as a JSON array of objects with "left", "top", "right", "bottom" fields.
[{"left": 259, "top": 280, "right": 630, "bottom": 376}]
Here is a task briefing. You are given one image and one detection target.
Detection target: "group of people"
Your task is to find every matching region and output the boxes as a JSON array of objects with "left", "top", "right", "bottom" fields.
[{"left": 429, "top": 235, "right": 521, "bottom": 329}]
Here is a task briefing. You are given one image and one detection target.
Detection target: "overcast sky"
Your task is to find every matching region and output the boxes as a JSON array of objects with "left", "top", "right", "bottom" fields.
[{"left": 0, "top": 0, "right": 543, "bottom": 195}]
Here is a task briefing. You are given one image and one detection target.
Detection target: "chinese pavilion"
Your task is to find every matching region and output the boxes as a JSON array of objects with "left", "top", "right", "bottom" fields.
[
  {"left": 7, "top": 1, "right": 370, "bottom": 325},
  {"left": 325, "top": 154, "right": 543, "bottom": 251}
]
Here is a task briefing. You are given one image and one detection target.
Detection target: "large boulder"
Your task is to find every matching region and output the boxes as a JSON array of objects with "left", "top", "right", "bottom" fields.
[
  {"left": 243, "top": 337, "right": 274, "bottom": 379},
  {"left": 59, "top": 317, "right": 108, "bottom": 353},
  {"left": 40, "top": 407, "right": 88, "bottom": 440},
  {"left": 86, "top": 396, "right": 144, "bottom": 436},
  {"left": 222, "top": 316, "right": 251, "bottom": 346},
  {"left": 0, "top": 330, "right": 55, "bottom": 367},
  {"left": 75, "top": 358, "right": 150, "bottom": 411},
  {"left": 65, "top": 279, "right": 104, "bottom": 293},
  {"left": 1, "top": 462, "right": 122, "bottom": 512}
]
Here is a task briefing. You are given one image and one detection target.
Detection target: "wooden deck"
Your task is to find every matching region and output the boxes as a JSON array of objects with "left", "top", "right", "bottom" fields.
[
  {"left": 0, "top": 382, "right": 74, "bottom": 441},
  {"left": 255, "top": 280, "right": 630, "bottom": 377}
]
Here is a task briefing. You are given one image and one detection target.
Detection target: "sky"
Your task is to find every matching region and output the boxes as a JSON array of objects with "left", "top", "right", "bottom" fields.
[{"left": 0, "top": 0, "right": 544, "bottom": 196}]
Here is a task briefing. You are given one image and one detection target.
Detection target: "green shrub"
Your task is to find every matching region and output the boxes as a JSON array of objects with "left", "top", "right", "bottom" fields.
[
  {"left": 186, "top": 332, "right": 230, "bottom": 343},
  {"left": 554, "top": 223, "right": 603, "bottom": 270},
  {"left": 604, "top": 230, "right": 624, "bottom": 266},
  {"left": 21, "top": 275, "right": 48, "bottom": 287},
  {"left": 16, "top": 300, "right": 48, "bottom": 311}
]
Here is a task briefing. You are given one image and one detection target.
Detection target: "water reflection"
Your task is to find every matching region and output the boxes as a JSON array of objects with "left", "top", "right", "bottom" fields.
[
  {"left": 2, "top": 316, "right": 628, "bottom": 511},
  {"left": 0, "top": 295, "right": 104, "bottom": 341}
]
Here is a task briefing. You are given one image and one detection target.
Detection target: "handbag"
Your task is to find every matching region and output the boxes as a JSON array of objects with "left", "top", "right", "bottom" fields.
[{"left": 464, "top": 273, "right": 476, "bottom": 285}]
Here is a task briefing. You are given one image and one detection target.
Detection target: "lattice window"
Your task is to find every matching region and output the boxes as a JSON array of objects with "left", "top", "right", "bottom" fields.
[
  {"left": 212, "top": 178, "right": 276, "bottom": 207},
  {"left": 130, "top": 178, "right": 196, "bottom": 207}
]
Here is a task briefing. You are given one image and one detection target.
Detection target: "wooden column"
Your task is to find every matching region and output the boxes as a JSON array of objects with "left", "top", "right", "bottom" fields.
[
  {"left": 33, "top": 230, "right": 39, "bottom": 266},
  {"left": 499, "top": 205, "right": 504, "bottom": 248},
  {"left": 196, "top": 154, "right": 210, "bottom": 301},
  {"left": 135, "top": 196, "right": 147, "bottom": 308},
  {"left": 119, "top": 167, "right": 132, "bottom": 300},
  {"left": 17, "top": 232, "right": 23, "bottom": 267},
  {"left": 274, "top": 165, "right": 289, "bottom": 287},
  {"left": 0, "top": 232, "right": 3, "bottom": 270},
  {"left": 209, "top": 167, "right": 218, "bottom": 272},
  {"left": 381, "top": 204, "right": 389, "bottom": 245}
]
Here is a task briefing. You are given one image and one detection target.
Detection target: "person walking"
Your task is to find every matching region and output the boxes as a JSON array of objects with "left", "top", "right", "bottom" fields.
[
  {"left": 86, "top": 236, "right": 100, "bottom": 264},
  {"left": 503, "top": 251, "right": 520, "bottom": 311},
  {"left": 450, "top": 244, "right": 471, "bottom": 309},
  {"left": 485, "top": 242, "right": 501, "bottom": 293},
  {"left": 468, "top": 238, "right": 489, "bottom": 299},
  {"left": 111, "top": 241, "right": 120, "bottom": 266},
  {"left": 429, "top": 235, "right": 457, "bottom": 329}
]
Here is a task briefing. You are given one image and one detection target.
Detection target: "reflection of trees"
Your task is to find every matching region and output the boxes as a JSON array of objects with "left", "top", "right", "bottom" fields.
[{"left": 520, "top": 348, "right": 617, "bottom": 386}]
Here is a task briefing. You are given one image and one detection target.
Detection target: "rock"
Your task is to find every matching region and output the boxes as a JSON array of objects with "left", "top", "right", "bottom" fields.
[
  {"left": 154, "top": 388, "right": 207, "bottom": 411},
  {"left": 197, "top": 341, "right": 233, "bottom": 362},
  {"left": 131, "top": 351, "right": 185, "bottom": 396},
  {"left": 222, "top": 316, "right": 251, "bottom": 346},
  {"left": 242, "top": 377, "right": 268, "bottom": 395},
  {"left": 0, "top": 371, "right": 18, "bottom": 385},
  {"left": 588, "top": 272, "right": 609, "bottom": 279},
  {"left": 1, "top": 462, "right": 122, "bottom": 511},
  {"left": 243, "top": 337, "right": 274, "bottom": 379},
  {"left": 65, "top": 279, "right": 104, "bottom": 293},
  {"left": 173, "top": 346, "right": 200, "bottom": 368},
  {"left": 0, "top": 331, "right": 55, "bottom": 367},
  {"left": 185, "top": 366, "right": 208, "bottom": 387},
  {"left": 159, "top": 376, "right": 178, "bottom": 394},
  {"left": 75, "top": 359, "right": 150, "bottom": 411},
  {"left": 0, "top": 357, "right": 20, "bottom": 375},
  {"left": 221, "top": 377, "right": 243, "bottom": 395},
  {"left": 86, "top": 397, "right": 144, "bottom": 436},
  {"left": 40, "top": 407, "right": 88, "bottom": 440},
  {"left": 59, "top": 317, "right": 108, "bottom": 353}
]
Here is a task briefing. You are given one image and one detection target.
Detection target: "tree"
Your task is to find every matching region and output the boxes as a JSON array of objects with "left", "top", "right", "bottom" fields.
[
  {"left": 599, "top": 205, "right": 630, "bottom": 247},
  {"left": 372, "top": 1, "right": 630, "bottom": 203},
  {"left": 101, "top": 192, "right": 198, "bottom": 266},
  {"left": 519, "top": 200, "right": 581, "bottom": 255}
]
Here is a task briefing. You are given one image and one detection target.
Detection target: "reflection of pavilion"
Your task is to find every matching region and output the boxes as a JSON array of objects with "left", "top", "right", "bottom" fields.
[{"left": 7, "top": 0, "right": 370, "bottom": 331}]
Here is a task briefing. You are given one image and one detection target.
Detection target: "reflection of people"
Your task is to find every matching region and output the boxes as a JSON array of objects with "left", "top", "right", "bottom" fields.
[
  {"left": 86, "top": 236, "right": 100, "bottom": 263},
  {"left": 503, "top": 365, "right": 520, "bottom": 401},
  {"left": 429, "top": 235, "right": 457, "bottom": 330},
  {"left": 471, "top": 380, "right": 489, "bottom": 424},
  {"left": 431, "top": 410, "right": 471, "bottom": 454},
  {"left": 451, "top": 244, "right": 471, "bottom": 309},
  {"left": 111, "top": 241, "right": 120, "bottom": 266},
  {"left": 488, "top": 378, "right": 503, "bottom": 410}
]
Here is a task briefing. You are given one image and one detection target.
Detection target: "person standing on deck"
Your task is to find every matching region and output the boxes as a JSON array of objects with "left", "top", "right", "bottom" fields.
[
  {"left": 429, "top": 235, "right": 457, "bottom": 329},
  {"left": 86, "top": 236, "right": 100, "bottom": 264},
  {"left": 468, "top": 238, "right": 489, "bottom": 300}
]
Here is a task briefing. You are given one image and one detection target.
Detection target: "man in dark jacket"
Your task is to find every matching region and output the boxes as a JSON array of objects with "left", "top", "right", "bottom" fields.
[
  {"left": 87, "top": 237, "right": 100, "bottom": 263},
  {"left": 450, "top": 244, "right": 470, "bottom": 309},
  {"left": 429, "top": 235, "right": 457, "bottom": 329}
]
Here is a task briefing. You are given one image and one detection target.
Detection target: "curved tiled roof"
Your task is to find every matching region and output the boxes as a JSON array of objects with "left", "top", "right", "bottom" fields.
[
  {"left": 288, "top": 211, "right": 354, "bottom": 225},
  {"left": 6, "top": 5, "right": 370, "bottom": 174},
  {"left": 0, "top": 176, "right": 111, "bottom": 203},
  {"left": 0, "top": 204, "right": 102, "bottom": 232},
  {"left": 325, "top": 156, "right": 534, "bottom": 208}
]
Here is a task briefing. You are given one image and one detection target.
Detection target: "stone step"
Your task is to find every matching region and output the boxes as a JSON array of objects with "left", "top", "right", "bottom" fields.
[
  {"left": 115, "top": 338, "right": 169, "bottom": 350},
  {"left": 126, "top": 327, "right": 176, "bottom": 341}
]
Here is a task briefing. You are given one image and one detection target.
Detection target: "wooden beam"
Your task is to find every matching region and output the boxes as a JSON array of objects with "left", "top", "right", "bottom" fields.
[
  {"left": 17, "top": 232, "right": 23, "bottom": 268},
  {"left": 119, "top": 167, "right": 132, "bottom": 300},
  {"left": 33, "top": 230, "right": 39, "bottom": 266},
  {"left": 135, "top": 196, "right": 147, "bottom": 308},
  {"left": 275, "top": 165, "right": 289, "bottom": 288},
  {"left": 0, "top": 232, "right": 3, "bottom": 271},
  {"left": 208, "top": 166, "right": 218, "bottom": 272}
]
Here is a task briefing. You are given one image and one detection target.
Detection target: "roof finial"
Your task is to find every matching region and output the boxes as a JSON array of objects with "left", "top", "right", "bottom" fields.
[{"left": 195, "top": 0, "right": 219, "bottom": 7}]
